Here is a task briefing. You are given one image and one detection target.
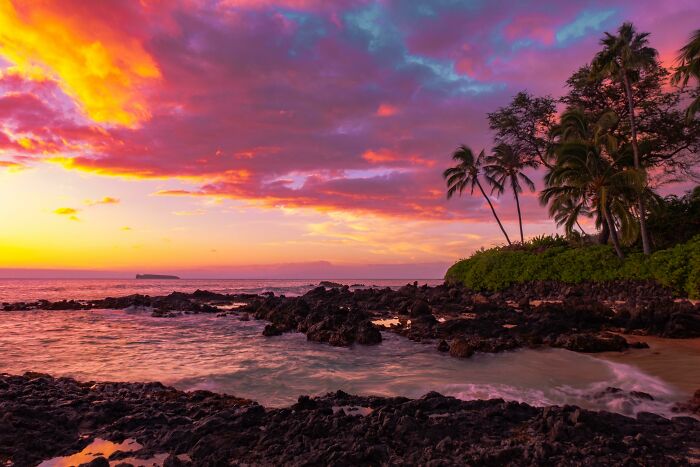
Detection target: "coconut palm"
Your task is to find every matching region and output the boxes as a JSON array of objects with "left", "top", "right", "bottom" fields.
[
  {"left": 541, "top": 141, "right": 644, "bottom": 259},
  {"left": 483, "top": 144, "right": 538, "bottom": 243},
  {"left": 443, "top": 145, "right": 512, "bottom": 245},
  {"left": 590, "top": 22, "right": 658, "bottom": 255},
  {"left": 672, "top": 29, "right": 700, "bottom": 121},
  {"left": 546, "top": 192, "right": 591, "bottom": 236},
  {"left": 546, "top": 107, "right": 639, "bottom": 245}
]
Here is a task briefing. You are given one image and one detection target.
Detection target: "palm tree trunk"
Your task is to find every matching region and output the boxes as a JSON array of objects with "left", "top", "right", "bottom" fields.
[
  {"left": 576, "top": 220, "right": 587, "bottom": 235},
  {"left": 622, "top": 72, "right": 652, "bottom": 255},
  {"left": 513, "top": 189, "right": 524, "bottom": 243},
  {"left": 599, "top": 219, "right": 610, "bottom": 245},
  {"left": 476, "top": 180, "right": 511, "bottom": 245},
  {"left": 604, "top": 205, "right": 624, "bottom": 259}
]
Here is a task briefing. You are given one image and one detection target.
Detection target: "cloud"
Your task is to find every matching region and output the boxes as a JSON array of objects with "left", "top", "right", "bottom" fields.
[
  {"left": 53, "top": 207, "right": 80, "bottom": 221},
  {"left": 0, "top": 0, "right": 161, "bottom": 126},
  {"left": 52, "top": 197, "right": 117, "bottom": 222},
  {"left": 84, "top": 196, "right": 120, "bottom": 206},
  {"left": 376, "top": 103, "right": 398, "bottom": 117},
  {"left": 53, "top": 207, "right": 78, "bottom": 215},
  {"left": 556, "top": 9, "right": 617, "bottom": 45},
  {"left": 0, "top": 0, "right": 695, "bottom": 225},
  {"left": 173, "top": 209, "right": 206, "bottom": 216}
]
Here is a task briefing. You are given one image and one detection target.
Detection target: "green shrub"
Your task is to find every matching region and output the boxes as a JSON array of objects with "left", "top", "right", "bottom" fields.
[{"left": 445, "top": 234, "right": 700, "bottom": 298}]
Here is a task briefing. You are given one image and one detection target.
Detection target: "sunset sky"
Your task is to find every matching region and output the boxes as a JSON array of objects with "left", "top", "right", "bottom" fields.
[{"left": 0, "top": 0, "right": 698, "bottom": 277}]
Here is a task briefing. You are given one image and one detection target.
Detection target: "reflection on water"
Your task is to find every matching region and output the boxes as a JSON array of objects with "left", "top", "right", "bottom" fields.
[
  {"left": 371, "top": 317, "right": 401, "bottom": 327},
  {"left": 37, "top": 438, "right": 146, "bottom": 467},
  {"left": 0, "top": 309, "right": 695, "bottom": 418}
]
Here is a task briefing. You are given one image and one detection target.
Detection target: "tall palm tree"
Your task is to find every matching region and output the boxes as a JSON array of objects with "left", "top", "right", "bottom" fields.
[
  {"left": 541, "top": 142, "right": 644, "bottom": 259},
  {"left": 444, "top": 145, "right": 512, "bottom": 245},
  {"left": 672, "top": 29, "right": 700, "bottom": 121},
  {"left": 483, "top": 144, "right": 538, "bottom": 243},
  {"left": 590, "top": 22, "right": 657, "bottom": 255}
]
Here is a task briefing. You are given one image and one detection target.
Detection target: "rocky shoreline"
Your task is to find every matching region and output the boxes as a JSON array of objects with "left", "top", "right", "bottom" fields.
[
  {"left": 3, "top": 280, "right": 700, "bottom": 356},
  {"left": 1, "top": 373, "right": 699, "bottom": 466},
  {"left": 2, "top": 282, "right": 700, "bottom": 465}
]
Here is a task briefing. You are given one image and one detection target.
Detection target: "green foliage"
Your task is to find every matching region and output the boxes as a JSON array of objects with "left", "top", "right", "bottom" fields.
[
  {"left": 524, "top": 234, "right": 570, "bottom": 250},
  {"left": 645, "top": 187, "right": 700, "bottom": 250},
  {"left": 445, "top": 235, "right": 700, "bottom": 298}
]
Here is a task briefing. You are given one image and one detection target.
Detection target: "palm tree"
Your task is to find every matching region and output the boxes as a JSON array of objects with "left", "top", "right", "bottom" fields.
[
  {"left": 590, "top": 22, "right": 657, "bottom": 255},
  {"left": 544, "top": 107, "right": 644, "bottom": 253},
  {"left": 672, "top": 29, "right": 700, "bottom": 121},
  {"left": 546, "top": 192, "right": 591, "bottom": 236},
  {"left": 541, "top": 142, "right": 644, "bottom": 259},
  {"left": 483, "top": 144, "right": 538, "bottom": 243},
  {"left": 444, "top": 145, "right": 512, "bottom": 245}
]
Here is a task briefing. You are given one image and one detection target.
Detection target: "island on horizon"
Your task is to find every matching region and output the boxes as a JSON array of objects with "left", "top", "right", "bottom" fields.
[{"left": 135, "top": 274, "right": 180, "bottom": 280}]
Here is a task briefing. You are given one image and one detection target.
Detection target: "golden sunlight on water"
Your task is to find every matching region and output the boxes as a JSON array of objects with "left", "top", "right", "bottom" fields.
[{"left": 38, "top": 439, "right": 142, "bottom": 466}]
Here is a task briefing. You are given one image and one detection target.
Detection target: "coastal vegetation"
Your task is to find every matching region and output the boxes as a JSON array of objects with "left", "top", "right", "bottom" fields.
[
  {"left": 445, "top": 22, "right": 700, "bottom": 290},
  {"left": 445, "top": 233, "right": 700, "bottom": 298}
]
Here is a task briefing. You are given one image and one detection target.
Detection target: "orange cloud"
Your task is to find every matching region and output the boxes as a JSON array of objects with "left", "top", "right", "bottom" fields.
[
  {"left": 0, "top": 1, "right": 161, "bottom": 126},
  {"left": 362, "top": 149, "right": 436, "bottom": 167},
  {"left": 0, "top": 160, "right": 24, "bottom": 171},
  {"left": 362, "top": 149, "right": 398, "bottom": 163},
  {"left": 376, "top": 103, "right": 398, "bottom": 117},
  {"left": 84, "top": 196, "right": 120, "bottom": 206}
]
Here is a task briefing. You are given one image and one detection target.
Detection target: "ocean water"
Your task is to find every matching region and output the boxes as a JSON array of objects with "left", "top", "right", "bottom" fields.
[
  {"left": 0, "top": 303, "right": 695, "bottom": 418},
  {"left": 0, "top": 278, "right": 443, "bottom": 302}
]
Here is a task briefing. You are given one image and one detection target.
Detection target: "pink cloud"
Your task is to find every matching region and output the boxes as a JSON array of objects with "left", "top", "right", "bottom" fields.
[{"left": 0, "top": 0, "right": 696, "bottom": 224}]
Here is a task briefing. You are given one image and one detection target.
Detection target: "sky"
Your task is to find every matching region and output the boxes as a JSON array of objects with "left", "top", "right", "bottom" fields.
[{"left": 0, "top": 0, "right": 698, "bottom": 278}]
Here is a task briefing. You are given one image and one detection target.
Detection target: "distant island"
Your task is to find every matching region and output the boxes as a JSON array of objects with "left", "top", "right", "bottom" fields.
[{"left": 135, "top": 274, "right": 180, "bottom": 280}]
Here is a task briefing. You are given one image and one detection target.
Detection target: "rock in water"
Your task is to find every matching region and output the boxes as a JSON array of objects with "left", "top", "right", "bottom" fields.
[
  {"left": 355, "top": 321, "right": 382, "bottom": 345},
  {"left": 409, "top": 300, "right": 431, "bottom": 317},
  {"left": 262, "top": 324, "right": 283, "bottom": 336},
  {"left": 553, "top": 332, "right": 629, "bottom": 353},
  {"left": 449, "top": 338, "right": 475, "bottom": 358}
]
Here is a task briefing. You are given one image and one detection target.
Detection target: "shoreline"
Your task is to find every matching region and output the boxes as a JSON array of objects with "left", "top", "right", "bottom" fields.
[
  {"left": 2, "top": 372, "right": 700, "bottom": 466},
  {"left": 598, "top": 335, "right": 700, "bottom": 395},
  {"left": 2, "top": 281, "right": 700, "bottom": 464},
  {"left": 2, "top": 280, "right": 700, "bottom": 365}
]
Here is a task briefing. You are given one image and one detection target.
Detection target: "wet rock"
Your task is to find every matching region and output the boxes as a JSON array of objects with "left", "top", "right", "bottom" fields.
[
  {"left": 437, "top": 340, "right": 449, "bottom": 352},
  {"left": 5, "top": 280, "right": 699, "bottom": 359},
  {"left": 163, "top": 455, "right": 189, "bottom": 467},
  {"left": 79, "top": 457, "right": 110, "bottom": 467},
  {"left": 2, "top": 373, "right": 698, "bottom": 466},
  {"left": 629, "top": 341, "right": 650, "bottom": 349},
  {"left": 472, "top": 293, "right": 489, "bottom": 304},
  {"left": 553, "top": 333, "right": 629, "bottom": 353},
  {"left": 449, "top": 338, "right": 474, "bottom": 358},
  {"left": 409, "top": 300, "right": 431, "bottom": 317},
  {"left": 673, "top": 389, "right": 700, "bottom": 414},
  {"left": 355, "top": 321, "right": 382, "bottom": 345},
  {"left": 262, "top": 324, "right": 284, "bottom": 337}
]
